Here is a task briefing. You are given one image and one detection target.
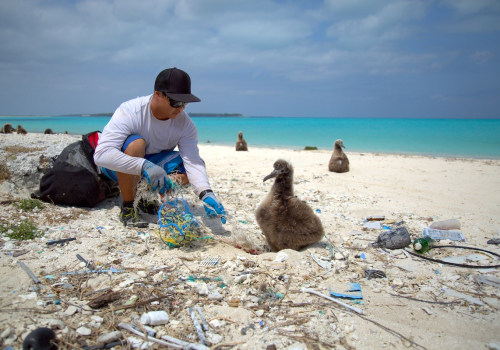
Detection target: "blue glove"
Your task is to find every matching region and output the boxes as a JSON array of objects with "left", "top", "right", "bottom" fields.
[
  {"left": 141, "top": 160, "right": 173, "bottom": 194},
  {"left": 201, "top": 191, "right": 226, "bottom": 224}
]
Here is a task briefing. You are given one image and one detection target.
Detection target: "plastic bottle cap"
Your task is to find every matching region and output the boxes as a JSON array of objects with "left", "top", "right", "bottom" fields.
[{"left": 414, "top": 243, "right": 422, "bottom": 250}]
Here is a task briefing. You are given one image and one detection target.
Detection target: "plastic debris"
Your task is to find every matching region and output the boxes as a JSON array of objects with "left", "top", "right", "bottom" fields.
[
  {"left": 311, "top": 252, "right": 332, "bottom": 270},
  {"left": 60, "top": 267, "right": 122, "bottom": 275},
  {"left": 413, "top": 237, "right": 434, "bottom": 254},
  {"left": 422, "top": 227, "right": 465, "bottom": 242},
  {"left": 17, "top": 261, "right": 41, "bottom": 290},
  {"left": 46, "top": 237, "right": 76, "bottom": 246},
  {"left": 76, "top": 254, "right": 95, "bottom": 270},
  {"left": 487, "top": 238, "right": 500, "bottom": 245},
  {"left": 189, "top": 307, "right": 208, "bottom": 346},
  {"left": 363, "top": 221, "right": 381, "bottom": 230},
  {"left": 429, "top": 219, "right": 460, "bottom": 230},
  {"left": 372, "top": 226, "right": 411, "bottom": 249},
  {"left": 140, "top": 311, "right": 169, "bottom": 326},
  {"left": 329, "top": 283, "right": 363, "bottom": 300},
  {"left": 366, "top": 215, "right": 385, "bottom": 221},
  {"left": 365, "top": 269, "right": 386, "bottom": 280},
  {"left": 118, "top": 322, "right": 209, "bottom": 350},
  {"left": 442, "top": 287, "right": 484, "bottom": 306},
  {"left": 473, "top": 275, "right": 500, "bottom": 288},
  {"left": 156, "top": 198, "right": 213, "bottom": 248},
  {"left": 302, "top": 288, "right": 363, "bottom": 314},
  {"left": 200, "top": 256, "right": 220, "bottom": 266}
]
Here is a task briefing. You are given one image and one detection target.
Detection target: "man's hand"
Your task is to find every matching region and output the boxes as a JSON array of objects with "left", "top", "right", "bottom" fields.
[
  {"left": 141, "top": 160, "right": 173, "bottom": 194},
  {"left": 201, "top": 191, "right": 226, "bottom": 224}
]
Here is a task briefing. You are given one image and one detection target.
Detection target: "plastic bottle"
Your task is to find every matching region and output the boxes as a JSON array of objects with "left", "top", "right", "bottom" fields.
[
  {"left": 140, "top": 310, "right": 169, "bottom": 325},
  {"left": 413, "top": 237, "right": 434, "bottom": 254},
  {"left": 429, "top": 219, "right": 460, "bottom": 230}
]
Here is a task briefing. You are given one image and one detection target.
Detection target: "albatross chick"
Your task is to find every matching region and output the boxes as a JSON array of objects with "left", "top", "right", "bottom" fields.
[
  {"left": 235, "top": 131, "right": 248, "bottom": 151},
  {"left": 255, "top": 159, "right": 324, "bottom": 252},
  {"left": 328, "top": 139, "right": 349, "bottom": 173}
]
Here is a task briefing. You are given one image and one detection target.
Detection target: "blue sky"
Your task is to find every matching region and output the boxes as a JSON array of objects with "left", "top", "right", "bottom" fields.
[{"left": 0, "top": 0, "right": 499, "bottom": 118}]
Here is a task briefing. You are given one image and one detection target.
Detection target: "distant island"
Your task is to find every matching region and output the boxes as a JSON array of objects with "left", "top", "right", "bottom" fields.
[
  {"left": 190, "top": 113, "right": 243, "bottom": 117},
  {"left": 76, "top": 112, "right": 243, "bottom": 117}
]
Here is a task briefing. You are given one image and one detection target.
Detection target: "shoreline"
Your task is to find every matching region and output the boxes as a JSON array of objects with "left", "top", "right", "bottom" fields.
[
  {"left": 1, "top": 131, "right": 500, "bottom": 161},
  {"left": 200, "top": 141, "right": 500, "bottom": 161},
  {"left": 2, "top": 117, "right": 500, "bottom": 159}
]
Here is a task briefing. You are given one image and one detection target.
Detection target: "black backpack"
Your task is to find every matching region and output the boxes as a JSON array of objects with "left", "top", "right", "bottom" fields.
[{"left": 31, "top": 131, "right": 118, "bottom": 207}]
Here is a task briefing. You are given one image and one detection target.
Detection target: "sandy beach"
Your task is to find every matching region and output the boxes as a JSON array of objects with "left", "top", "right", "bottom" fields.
[{"left": 0, "top": 133, "right": 499, "bottom": 349}]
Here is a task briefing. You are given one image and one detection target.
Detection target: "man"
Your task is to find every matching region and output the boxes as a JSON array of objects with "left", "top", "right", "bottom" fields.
[{"left": 94, "top": 67, "right": 226, "bottom": 227}]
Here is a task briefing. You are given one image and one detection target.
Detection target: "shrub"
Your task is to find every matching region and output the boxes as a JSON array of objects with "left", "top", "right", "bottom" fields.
[
  {"left": 0, "top": 220, "right": 43, "bottom": 240},
  {"left": 15, "top": 198, "right": 44, "bottom": 211},
  {"left": 0, "top": 164, "right": 9, "bottom": 181}
]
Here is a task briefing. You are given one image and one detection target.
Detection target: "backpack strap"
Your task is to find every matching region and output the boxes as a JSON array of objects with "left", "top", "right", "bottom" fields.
[
  {"left": 81, "top": 131, "right": 100, "bottom": 169},
  {"left": 86, "top": 131, "right": 99, "bottom": 150}
]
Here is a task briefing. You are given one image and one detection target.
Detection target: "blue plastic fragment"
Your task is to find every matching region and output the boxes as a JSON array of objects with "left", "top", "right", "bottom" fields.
[
  {"left": 347, "top": 282, "right": 361, "bottom": 292},
  {"left": 329, "top": 283, "right": 363, "bottom": 300}
]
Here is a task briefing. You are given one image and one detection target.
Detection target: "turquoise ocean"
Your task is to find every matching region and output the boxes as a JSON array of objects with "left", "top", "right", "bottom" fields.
[{"left": 1, "top": 115, "right": 499, "bottom": 159}]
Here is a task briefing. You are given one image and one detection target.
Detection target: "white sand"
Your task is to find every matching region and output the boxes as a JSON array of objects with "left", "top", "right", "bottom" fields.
[{"left": 1, "top": 133, "right": 499, "bottom": 349}]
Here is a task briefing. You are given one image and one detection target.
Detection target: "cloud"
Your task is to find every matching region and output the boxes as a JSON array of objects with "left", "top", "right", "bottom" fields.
[
  {"left": 470, "top": 51, "right": 494, "bottom": 65},
  {"left": 325, "top": 1, "right": 427, "bottom": 49},
  {"left": 0, "top": 0, "right": 498, "bottom": 117},
  {"left": 439, "top": 0, "right": 500, "bottom": 32},
  {"left": 440, "top": 0, "right": 500, "bottom": 15}
]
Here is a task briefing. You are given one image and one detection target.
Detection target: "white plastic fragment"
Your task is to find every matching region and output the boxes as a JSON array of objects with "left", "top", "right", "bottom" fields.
[
  {"left": 302, "top": 288, "right": 363, "bottom": 314},
  {"left": 97, "top": 330, "right": 122, "bottom": 344},
  {"left": 140, "top": 311, "right": 169, "bottom": 326},
  {"left": 442, "top": 287, "right": 484, "bottom": 306},
  {"left": 311, "top": 253, "right": 332, "bottom": 270}
]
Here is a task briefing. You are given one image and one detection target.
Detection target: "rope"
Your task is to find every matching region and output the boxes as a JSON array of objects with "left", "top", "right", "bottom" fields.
[
  {"left": 156, "top": 197, "right": 213, "bottom": 248},
  {"left": 404, "top": 245, "right": 500, "bottom": 269}
]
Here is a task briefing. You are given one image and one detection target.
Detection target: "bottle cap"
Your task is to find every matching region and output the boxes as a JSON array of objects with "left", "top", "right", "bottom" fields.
[{"left": 414, "top": 242, "right": 422, "bottom": 250}]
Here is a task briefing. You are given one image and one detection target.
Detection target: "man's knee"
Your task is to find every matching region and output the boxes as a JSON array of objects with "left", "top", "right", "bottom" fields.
[{"left": 123, "top": 138, "right": 146, "bottom": 158}]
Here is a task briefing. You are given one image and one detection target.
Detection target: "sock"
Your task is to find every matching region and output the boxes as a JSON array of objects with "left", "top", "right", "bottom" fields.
[{"left": 122, "top": 200, "right": 134, "bottom": 208}]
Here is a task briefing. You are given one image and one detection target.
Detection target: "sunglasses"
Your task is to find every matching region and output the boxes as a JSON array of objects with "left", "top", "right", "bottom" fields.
[{"left": 163, "top": 93, "right": 188, "bottom": 108}]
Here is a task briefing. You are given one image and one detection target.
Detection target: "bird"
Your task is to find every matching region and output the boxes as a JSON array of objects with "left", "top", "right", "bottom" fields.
[
  {"left": 255, "top": 159, "right": 324, "bottom": 252},
  {"left": 1, "top": 123, "right": 14, "bottom": 133},
  {"left": 16, "top": 125, "right": 28, "bottom": 134},
  {"left": 328, "top": 139, "right": 349, "bottom": 173},
  {"left": 44, "top": 128, "right": 55, "bottom": 134},
  {"left": 235, "top": 131, "right": 248, "bottom": 151}
]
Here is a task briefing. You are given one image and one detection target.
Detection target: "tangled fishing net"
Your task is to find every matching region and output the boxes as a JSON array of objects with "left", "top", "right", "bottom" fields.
[
  {"left": 156, "top": 197, "right": 214, "bottom": 248},
  {"left": 136, "top": 181, "right": 214, "bottom": 248}
]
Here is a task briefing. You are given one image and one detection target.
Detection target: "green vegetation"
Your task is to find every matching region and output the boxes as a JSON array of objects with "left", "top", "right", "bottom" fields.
[
  {"left": 15, "top": 198, "right": 44, "bottom": 211},
  {"left": 304, "top": 146, "right": 318, "bottom": 150},
  {"left": 0, "top": 220, "right": 43, "bottom": 240},
  {"left": 0, "top": 164, "right": 9, "bottom": 181}
]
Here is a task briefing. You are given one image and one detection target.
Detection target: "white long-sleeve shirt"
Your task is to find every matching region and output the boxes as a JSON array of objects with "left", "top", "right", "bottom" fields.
[{"left": 93, "top": 94, "right": 211, "bottom": 196}]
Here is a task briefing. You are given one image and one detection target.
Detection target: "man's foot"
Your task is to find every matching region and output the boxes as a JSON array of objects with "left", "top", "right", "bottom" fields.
[
  {"left": 120, "top": 206, "right": 148, "bottom": 228},
  {"left": 137, "top": 199, "right": 161, "bottom": 215}
]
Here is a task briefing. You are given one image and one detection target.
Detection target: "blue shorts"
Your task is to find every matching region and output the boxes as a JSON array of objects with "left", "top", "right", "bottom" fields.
[{"left": 100, "top": 134, "right": 186, "bottom": 182}]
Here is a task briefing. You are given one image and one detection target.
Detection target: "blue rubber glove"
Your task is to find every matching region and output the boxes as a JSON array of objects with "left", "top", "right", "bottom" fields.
[
  {"left": 201, "top": 191, "right": 226, "bottom": 224},
  {"left": 141, "top": 160, "right": 173, "bottom": 194}
]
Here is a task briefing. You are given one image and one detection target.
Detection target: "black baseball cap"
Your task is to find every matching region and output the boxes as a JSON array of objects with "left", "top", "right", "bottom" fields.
[{"left": 154, "top": 67, "right": 201, "bottom": 103}]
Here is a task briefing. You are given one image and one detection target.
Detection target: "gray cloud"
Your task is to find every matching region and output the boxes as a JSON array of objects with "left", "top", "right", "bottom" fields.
[{"left": 0, "top": 0, "right": 499, "bottom": 117}]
